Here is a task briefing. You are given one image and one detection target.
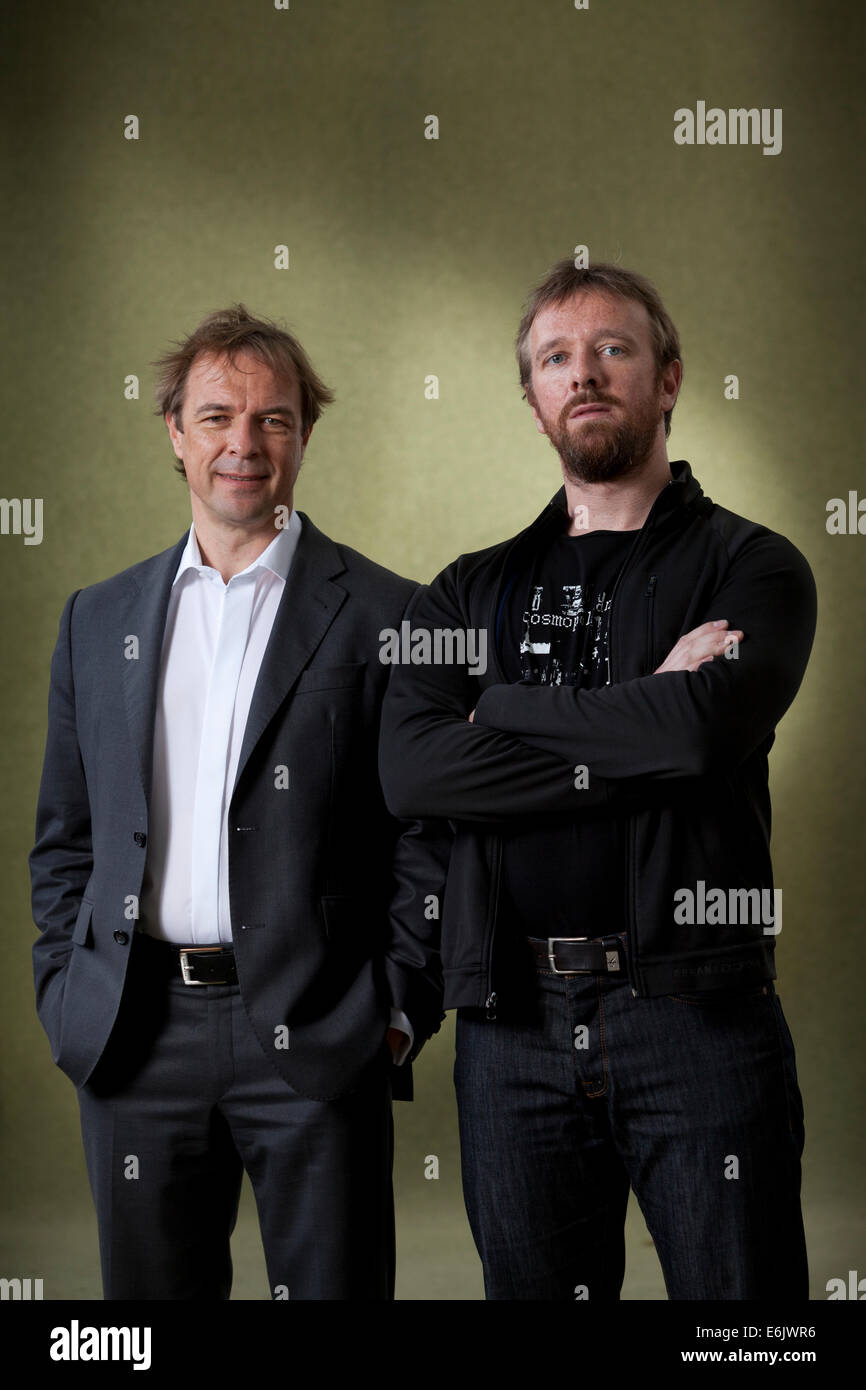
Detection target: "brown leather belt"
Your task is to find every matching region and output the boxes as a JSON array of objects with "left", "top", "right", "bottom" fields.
[{"left": 529, "top": 936, "right": 626, "bottom": 976}]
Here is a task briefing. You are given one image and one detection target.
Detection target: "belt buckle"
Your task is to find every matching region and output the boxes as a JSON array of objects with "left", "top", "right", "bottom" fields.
[
  {"left": 179, "top": 946, "right": 227, "bottom": 986},
  {"left": 604, "top": 942, "right": 623, "bottom": 974},
  {"left": 547, "top": 936, "right": 589, "bottom": 975}
]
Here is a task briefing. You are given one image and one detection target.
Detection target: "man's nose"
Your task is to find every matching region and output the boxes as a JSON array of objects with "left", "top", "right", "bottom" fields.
[
  {"left": 570, "top": 351, "right": 602, "bottom": 392},
  {"left": 226, "top": 416, "right": 261, "bottom": 456}
]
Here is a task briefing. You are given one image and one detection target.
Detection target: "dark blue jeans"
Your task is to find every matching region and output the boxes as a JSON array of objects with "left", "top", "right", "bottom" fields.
[{"left": 454, "top": 940, "right": 808, "bottom": 1300}]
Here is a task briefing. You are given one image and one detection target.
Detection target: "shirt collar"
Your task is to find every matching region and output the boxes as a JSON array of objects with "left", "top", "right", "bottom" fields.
[{"left": 172, "top": 507, "right": 303, "bottom": 588}]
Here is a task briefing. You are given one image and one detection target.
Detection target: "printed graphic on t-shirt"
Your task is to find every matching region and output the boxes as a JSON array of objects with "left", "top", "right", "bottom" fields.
[
  {"left": 497, "top": 530, "right": 635, "bottom": 934},
  {"left": 520, "top": 581, "right": 615, "bottom": 686}
]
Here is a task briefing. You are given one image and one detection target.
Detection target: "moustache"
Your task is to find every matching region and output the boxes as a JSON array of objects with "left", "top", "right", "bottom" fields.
[{"left": 561, "top": 394, "right": 617, "bottom": 419}]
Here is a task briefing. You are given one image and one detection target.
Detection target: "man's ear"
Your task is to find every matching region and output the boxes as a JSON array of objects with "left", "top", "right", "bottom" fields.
[
  {"left": 165, "top": 411, "right": 184, "bottom": 461},
  {"left": 659, "top": 359, "right": 682, "bottom": 414},
  {"left": 528, "top": 396, "right": 548, "bottom": 437},
  {"left": 296, "top": 421, "right": 314, "bottom": 467}
]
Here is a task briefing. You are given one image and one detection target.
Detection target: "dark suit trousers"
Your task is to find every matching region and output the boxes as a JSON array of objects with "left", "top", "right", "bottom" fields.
[{"left": 76, "top": 932, "right": 395, "bottom": 1300}]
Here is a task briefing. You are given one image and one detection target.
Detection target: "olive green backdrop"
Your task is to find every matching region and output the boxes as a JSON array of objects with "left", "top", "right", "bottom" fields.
[{"left": 2, "top": 0, "right": 863, "bottom": 1299}]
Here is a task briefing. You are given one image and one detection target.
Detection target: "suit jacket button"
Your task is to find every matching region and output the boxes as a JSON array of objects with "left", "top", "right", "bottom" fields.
[
  {"left": 133, "top": 832, "right": 147, "bottom": 847},
  {"left": 113, "top": 930, "right": 129, "bottom": 945}
]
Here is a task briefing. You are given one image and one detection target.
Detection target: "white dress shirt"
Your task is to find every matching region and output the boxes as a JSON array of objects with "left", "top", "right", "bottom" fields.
[{"left": 139, "top": 512, "right": 412, "bottom": 1060}]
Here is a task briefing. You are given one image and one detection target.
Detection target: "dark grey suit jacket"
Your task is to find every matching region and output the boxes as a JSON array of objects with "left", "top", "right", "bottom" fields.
[{"left": 30, "top": 512, "right": 448, "bottom": 1102}]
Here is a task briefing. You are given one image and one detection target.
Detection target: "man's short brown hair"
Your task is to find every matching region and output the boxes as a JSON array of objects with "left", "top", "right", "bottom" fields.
[
  {"left": 515, "top": 261, "right": 682, "bottom": 437},
  {"left": 153, "top": 304, "right": 335, "bottom": 476}
]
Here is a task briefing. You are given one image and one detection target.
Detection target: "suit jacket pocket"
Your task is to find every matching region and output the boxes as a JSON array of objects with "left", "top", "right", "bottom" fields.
[
  {"left": 295, "top": 662, "right": 367, "bottom": 694},
  {"left": 320, "top": 894, "right": 353, "bottom": 940},
  {"left": 71, "top": 898, "right": 94, "bottom": 947}
]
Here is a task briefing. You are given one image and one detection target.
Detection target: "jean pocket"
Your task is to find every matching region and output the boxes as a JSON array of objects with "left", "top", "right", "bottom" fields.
[{"left": 667, "top": 983, "right": 773, "bottom": 1005}]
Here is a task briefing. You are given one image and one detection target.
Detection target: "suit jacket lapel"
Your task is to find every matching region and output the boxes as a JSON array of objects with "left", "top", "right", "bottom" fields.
[
  {"left": 118, "top": 516, "right": 348, "bottom": 811},
  {"left": 232, "top": 512, "right": 348, "bottom": 794},
  {"left": 120, "top": 532, "right": 189, "bottom": 807}
]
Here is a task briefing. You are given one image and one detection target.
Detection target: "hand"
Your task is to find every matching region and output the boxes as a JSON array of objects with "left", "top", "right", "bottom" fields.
[
  {"left": 654, "top": 620, "right": 744, "bottom": 674},
  {"left": 386, "top": 1026, "right": 410, "bottom": 1062}
]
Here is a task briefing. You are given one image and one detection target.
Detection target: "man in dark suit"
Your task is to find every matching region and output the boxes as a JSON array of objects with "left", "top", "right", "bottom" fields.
[{"left": 30, "top": 305, "right": 448, "bottom": 1300}]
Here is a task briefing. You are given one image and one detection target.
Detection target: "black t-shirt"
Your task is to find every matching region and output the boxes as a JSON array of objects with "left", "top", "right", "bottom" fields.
[{"left": 498, "top": 529, "right": 636, "bottom": 935}]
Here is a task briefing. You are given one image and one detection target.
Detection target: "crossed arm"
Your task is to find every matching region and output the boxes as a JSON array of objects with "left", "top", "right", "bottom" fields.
[
  {"left": 469, "top": 619, "right": 742, "bottom": 721},
  {"left": 379, "top": 530, "right": 817, "bottom": 821}
]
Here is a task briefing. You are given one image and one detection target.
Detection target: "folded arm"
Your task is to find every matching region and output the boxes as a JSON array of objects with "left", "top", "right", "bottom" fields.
[
  {"left": 472, "top": 530, "right": 817, "bottom": 778},
  {"left": 378, "top": 570, "right": 615, "bottom": 823}
]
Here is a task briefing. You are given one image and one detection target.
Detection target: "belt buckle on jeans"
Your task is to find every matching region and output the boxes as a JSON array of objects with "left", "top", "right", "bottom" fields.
[
  {"left": 547, "top": 936, "right": 589, "bottom": 975},
  {"left": 179, "top": 946, "right": 227, "bottom": 986},
  {"left": 604, "top": 948, "right": 622, "bottom": 973}
]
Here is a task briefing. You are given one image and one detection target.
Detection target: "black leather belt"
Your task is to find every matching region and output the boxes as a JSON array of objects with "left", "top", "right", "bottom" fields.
[
  {"left": 135, "top": 933, "right": 238, "bottom": 985},
  {"left": 178, "top": 946, "right": 238, "bottom": 986},
  {"left": 529, "top": 936, "right": 625, "bottom": 976}
]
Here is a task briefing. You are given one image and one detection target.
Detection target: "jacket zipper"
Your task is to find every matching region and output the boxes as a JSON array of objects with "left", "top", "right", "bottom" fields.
[
  {"left": 482, "top": 508, "right": 560, "bottom": 1017},
  {"left": 605, "top": 513, "right": 669, "bottom": 999},
  {"left": 481, "top": 496, "right": 669, "bottom": 1012},
  {"left": 629, "top": 574, "right": 659, "bottom": 996},
  {"left": 645, "top": 574, "right": 657, "bottom": 672},
  {"left": 485, "top": 836, "right": 502, "bottom": 1018}
]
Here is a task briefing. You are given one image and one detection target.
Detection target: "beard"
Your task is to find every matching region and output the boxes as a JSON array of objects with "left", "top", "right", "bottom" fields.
[{"left": 541, "top": 390, "right": 662, "bottom": 485}]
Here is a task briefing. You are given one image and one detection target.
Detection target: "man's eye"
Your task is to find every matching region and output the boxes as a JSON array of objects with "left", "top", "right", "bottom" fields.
[
  {"left": 546, "top": 353, "right": 566, "bottom": 366},
  {"left": 204, "top": 415, "right": 228, "bottom": 422},
  {"left": 263, "top": 417, "right": 288, "bottom": 427},
  {"left": 601, "top": 346, "right": 624, "bottom": 356}
]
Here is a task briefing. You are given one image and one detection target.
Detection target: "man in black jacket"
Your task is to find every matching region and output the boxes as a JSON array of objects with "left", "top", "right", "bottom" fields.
[{"left": 379, "top": 262, "right": 816, "bottom": 1300}]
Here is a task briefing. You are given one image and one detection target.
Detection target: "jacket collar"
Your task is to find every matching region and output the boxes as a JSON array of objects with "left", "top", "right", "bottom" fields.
[
  {"left": 546, "top": 458, "right": 704, "bottom": 524},
  {"left": 172, "top": 507, "right": 302, "bottom": 588},
  {"left": 496, "top": 459, "right": 706, "bottom": 603},
  {"left": 489, "top": 460, "right": 707, "bottom": 679}
]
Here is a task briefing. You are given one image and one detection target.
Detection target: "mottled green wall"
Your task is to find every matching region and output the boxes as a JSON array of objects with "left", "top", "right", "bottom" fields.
[{"left": 2, "top": 0, "right": 863, "bottom": 1298}]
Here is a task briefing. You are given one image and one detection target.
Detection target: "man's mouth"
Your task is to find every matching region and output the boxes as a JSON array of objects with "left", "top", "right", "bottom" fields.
[
  {"left": 569, "top": 403, "right": 613, "bottom": 419},
  {"left": 216, "top": 472, "right": 268, "bottom": 483}
]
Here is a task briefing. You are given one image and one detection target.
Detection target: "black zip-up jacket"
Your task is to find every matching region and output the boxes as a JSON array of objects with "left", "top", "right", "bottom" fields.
[{"left": 378, "top": 460, "right": 817, "bottom": 1012}]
